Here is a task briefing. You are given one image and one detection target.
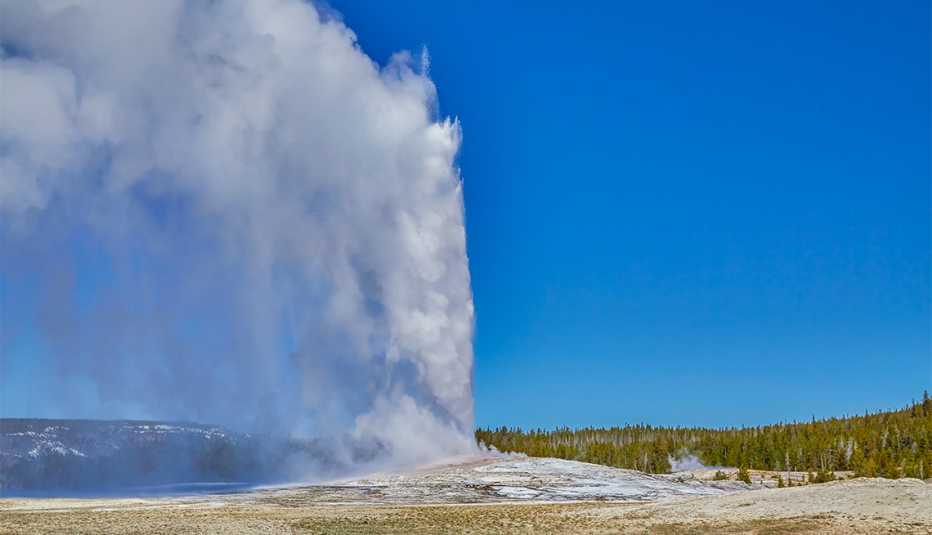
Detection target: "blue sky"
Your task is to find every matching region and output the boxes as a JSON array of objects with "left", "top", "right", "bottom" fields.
[
  {"left": 329, "top": 0, "right": 931, "bottom": 428},
  {"left": 1, "top": 1, "right": 929, "bottom": 432}
]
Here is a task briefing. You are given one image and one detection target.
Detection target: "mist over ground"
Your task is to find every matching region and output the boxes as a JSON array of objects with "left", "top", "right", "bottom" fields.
[{"left": 0, "top": 0, "right": 477, "bottom": 481}]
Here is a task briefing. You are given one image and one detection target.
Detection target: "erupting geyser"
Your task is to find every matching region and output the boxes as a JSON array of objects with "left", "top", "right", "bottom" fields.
[{"left": 0, "top": 0, "right": 475, "bottom": 472}]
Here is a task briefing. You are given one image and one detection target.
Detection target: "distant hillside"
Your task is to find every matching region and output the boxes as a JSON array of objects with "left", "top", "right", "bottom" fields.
[
  {"left": 476, "top": 393, "right": 932, "bottom": 479},
  {"left": 0, "top": 419, "right": 380, "bottom": 494},
  {"left": 0, "top": 419, "right": 267, "bottom": 494}
]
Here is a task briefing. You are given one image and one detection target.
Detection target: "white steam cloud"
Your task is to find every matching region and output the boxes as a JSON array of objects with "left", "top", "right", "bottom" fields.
[{"left": 0, "top": 0, "right": 475, "bottom": 468}]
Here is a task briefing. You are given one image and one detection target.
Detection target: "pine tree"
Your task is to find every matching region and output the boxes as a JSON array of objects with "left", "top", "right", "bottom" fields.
[{"left": 475, "top": 395, "right": 932, "bottom": 478}]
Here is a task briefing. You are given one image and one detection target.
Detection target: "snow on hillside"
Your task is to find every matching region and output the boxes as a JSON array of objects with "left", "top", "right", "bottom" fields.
[{"left": 0, "top": 419, "right": 259, "bottom": 494}]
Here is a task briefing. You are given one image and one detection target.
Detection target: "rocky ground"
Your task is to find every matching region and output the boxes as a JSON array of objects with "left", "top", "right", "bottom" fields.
[{"left": 1, "top": 455, "right": 930, "bottom": 534}]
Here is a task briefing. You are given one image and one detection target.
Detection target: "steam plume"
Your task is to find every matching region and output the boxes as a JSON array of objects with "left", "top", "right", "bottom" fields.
[{"left": 0, "top": 0, "right": 475, "bottom": 469}]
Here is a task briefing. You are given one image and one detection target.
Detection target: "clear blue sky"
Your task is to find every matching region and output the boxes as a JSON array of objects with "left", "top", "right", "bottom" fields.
[
  {"left": 328, "top": 0, "right": 931, "bottom": 428},
  {"left": 2, "top": 1, "right": 929, "bottom": 431}
]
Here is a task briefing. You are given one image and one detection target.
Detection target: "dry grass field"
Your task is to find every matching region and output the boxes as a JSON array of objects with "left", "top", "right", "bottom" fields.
[{"left": 2, "top": 477, "right": 930, "bottom": 534}]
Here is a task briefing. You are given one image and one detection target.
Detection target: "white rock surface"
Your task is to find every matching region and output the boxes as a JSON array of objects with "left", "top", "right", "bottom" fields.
[{"left": 323, "top": 455, "right": 749, "bottom": 504}]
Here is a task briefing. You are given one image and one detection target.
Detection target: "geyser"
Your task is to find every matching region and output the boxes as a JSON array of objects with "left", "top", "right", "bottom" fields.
[{"left": 0, "top": 0, "right": 475, "bottom": 472}]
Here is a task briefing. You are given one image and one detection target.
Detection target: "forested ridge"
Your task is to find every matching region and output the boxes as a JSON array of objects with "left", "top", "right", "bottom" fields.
[{"left": 476, "top": 393, "right": 932, "bottom": 479}]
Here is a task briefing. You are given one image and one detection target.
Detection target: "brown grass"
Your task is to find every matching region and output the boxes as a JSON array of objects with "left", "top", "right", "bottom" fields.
[{"left": 0, "top": 501, "right": 911, "bottom": 535}]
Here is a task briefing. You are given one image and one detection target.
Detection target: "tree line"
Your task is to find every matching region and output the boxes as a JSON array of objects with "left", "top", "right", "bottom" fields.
[{"left": 475, "top": 392, "right": 932, "bottom": 479}]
